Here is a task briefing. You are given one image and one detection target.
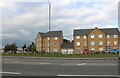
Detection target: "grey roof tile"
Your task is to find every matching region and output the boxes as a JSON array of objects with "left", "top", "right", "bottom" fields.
[
  {"left": 39, "top": 31, "right": 63, "bottom": 37},
  {"left": 74, "top": 28, "right": 119, "bottom": 36},
  {"left": 61, "top": 42, "right": 73, "bottom": 49}
]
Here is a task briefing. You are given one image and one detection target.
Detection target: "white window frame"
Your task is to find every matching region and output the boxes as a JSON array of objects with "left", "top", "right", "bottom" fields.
[
  {"left": 47, "top": 48, "right": 49, "bottom": 52},
  {"left": 54, "top": 48, "right": 58, "bottom": 52},
  {"left": 98, "top": 34, "right": 103, "bottom": 38},
  {"left": 84, "top": 42, "right": 87, "bottom": 46},
  {"left": 91, "top": 34, "right": 95, "bottom": 38},
  {"left": 114, "top": 41, "right": 118, "bottom": 45},
  {"left": 76, "top": 36, "right": 80, "bottom": 39},
  {"left": 84, "top": 35, "right": 86, "bottom": 39},
  {"left": 91, "top": 41, "right": 95, "bottom": 46},
  {"left": 107, "top": 41, "right": 110, "bottom": 45},
  {"left": 54, "top": 37, "right": 58, "bottom": 40},
  {"left": 99, "top": 48, "right": 103, "bottom": 51},
  {"left": 91, "top": 48, "right": 95, "bottom": 51},
  {"left": 99, "top": 41, "right": 103, "bottom": 45},
  {"left": 114, "top": 35, "right": 118, "bottom": 38},
  {"left": 107, "top": 35, "right": 110, "bottom": 38},
  {"left": 48, "top": 43, "right": 50, "bottom": 46},
  {"left": 47, "top": 37, "right": 50, "bottom": 40},
  {"left": 76, "top": 42, "right": 80, "bottom": 46}
]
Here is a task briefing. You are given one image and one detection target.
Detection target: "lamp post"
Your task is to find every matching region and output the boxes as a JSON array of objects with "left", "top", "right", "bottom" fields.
[{"left": 48, "top": 0, "right": 51, "bottom": 55}]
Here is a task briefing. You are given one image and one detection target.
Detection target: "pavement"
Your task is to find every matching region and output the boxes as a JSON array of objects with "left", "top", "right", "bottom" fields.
[{"left": 1, "top": 56, "right": 119, "bottom": 77}]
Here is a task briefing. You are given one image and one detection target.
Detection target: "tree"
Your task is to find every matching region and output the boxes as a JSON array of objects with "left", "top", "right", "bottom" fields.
[
  {"left": 10, "top": 43, "right": 17, "bottom": 53},
  {"left": 4, "top": 44, "right": 11, "bottom": 52},
  {"left": 4, "top": 43, "right": 17, "bottom": 53},
  {"left": 27, "top": 42, "right": 36, "bottom": 53},
  {"left": 22, "top": 44, "right": 26, "bottom": 52}
]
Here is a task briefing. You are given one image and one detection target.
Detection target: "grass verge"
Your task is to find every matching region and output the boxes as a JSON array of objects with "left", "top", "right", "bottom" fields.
[{"left": 1, "top": 53, "right": 119, "bottom": 58}]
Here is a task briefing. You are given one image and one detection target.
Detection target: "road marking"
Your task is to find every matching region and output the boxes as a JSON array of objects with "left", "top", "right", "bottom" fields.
[
  {"left": 85, "top": 63, "right": 117, "bottom": 66},
  {"left": 39, "top": 63, "right": 50, "bottom": 65},
  {"left": 58, "top": 75, "right": 119, "bottom": 77},
  {"left": 3, "top": 61, "right": 50, "bottom": 65},
  {"left": 0, "top": 72, "right": 21, "bottom": 75},
  {"left": 3, "top": 61, "right": 19, "bottom": 64},
  {"left": 61, "top": 63, "right": 87, "bottom": 66},
  {"left": 77, "top": 63, "right": 87, "bottom": 65}
]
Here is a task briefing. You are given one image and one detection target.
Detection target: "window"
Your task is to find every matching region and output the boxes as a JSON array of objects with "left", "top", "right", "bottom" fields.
[
  {"left": 114, "top": 35, "right": 118, "bottom": 38},
  {"left": 99, "top": 48, "right": 103, "bottom": 51},
  {"left": 107, "top": 35, "right": 110, "bottom": 38},
  {"left": 47, "top": 37, "right": 50, "bottom": 40},
  {"left": 47, "top": 48, "right": 49, "bottom": 52},
  {"left": 54, "top": 37, "right": 58, "bottom": 40},
  {"left": 99, "top": 41, "right": 103, "bottom": 45},
  {"left": 91, "top": 48, "right": 95, "bottom": 51},
  {"left": 54, "top": 44, "right": 58, "bottom": 46},
  {"left": 76, "top": 42, "right": 80, "bottom": 46},
  {"left": 107, "top": 41, "right": 110, "bottom": 45},
  {"left": 91, "top": 42, "right": 95, "bottom": 46},
  {"left": 84, "top": 42, "right": 87, "bottom": 46},
  {"left": 98, "top": 34, "right": 103, "bottom": 38},
  {"left": 76, "top": 36, "right": 80, "bottom": 39},
  {"left": 84, "top": 35, "right": 86, "bottom": 39},
  {"left": 76, "top": 49, "right": 80, "bottom": 53},
  {"left": 91, "top": 34, "right": 95, "bottom": 38},
  {"left": 54, "top": 48, "right": 58, "bottom": 52},
  {"left": 114, "top": 41, "right": 118, "bottom": 45},
  {"left": 48, "top": 43, "right": 50, "bottom": 46}
]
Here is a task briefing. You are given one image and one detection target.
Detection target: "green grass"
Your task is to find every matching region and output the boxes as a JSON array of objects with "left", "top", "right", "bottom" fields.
[{"left": 1, "top": 53, "right": 119, "bottom": 58}]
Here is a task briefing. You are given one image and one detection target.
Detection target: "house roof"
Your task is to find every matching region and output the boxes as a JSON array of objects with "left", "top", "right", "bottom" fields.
[
  {"left": 74, "top": 29, "right": 93, "bottom": 36},
  {"left": 39, "top": 32, "right": 46, "bottom": 37},
  {"left": 74, "top": 28, "right": 119, "bottom": 36},
  {"left": 45, "top": 31, "right": 63, "bottom": 37},
  {"left": 61, "top": 42, "right": 73, "bottom": 49},
  {"left": 100, "top": 28, "right": 119, "bottom": 35}
]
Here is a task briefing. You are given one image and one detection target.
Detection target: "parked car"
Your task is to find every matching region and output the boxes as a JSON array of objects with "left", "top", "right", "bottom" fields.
[
  {"left": 83, "top": 49, "right": 92, "bottom": 55},
  {"left": 108, "top": 49, "right": 119, "bottom": 54}
]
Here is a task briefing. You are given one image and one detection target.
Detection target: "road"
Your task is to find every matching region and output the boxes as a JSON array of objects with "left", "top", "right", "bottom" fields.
[{"left": 1, "top": 57, "right": 120, "bottom": 77}]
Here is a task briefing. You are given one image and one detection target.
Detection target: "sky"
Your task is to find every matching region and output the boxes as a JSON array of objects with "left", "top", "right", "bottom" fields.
[{"left": 0, "top": 0, "right": 119, "bottom": 48}]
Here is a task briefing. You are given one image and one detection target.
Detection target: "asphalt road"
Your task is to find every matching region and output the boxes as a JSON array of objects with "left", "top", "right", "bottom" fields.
[{"left": 1, "top": 57, "right": 119, "bottom": 77}]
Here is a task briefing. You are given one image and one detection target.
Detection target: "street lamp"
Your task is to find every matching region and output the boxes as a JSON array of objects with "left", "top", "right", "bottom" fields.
[{"left": 48, "top": 0, "right": 51, "bottom": 55}]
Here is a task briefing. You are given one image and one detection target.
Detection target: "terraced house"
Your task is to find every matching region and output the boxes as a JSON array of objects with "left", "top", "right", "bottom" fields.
[
  {"left": 36, "top": 27, "right": 119, "bottom": 54},
  {"left": 74, "top": 27, "right": 120, "bottom": 54},
  {"left": 36, "top": 31, "right": 63, "bottom": 53}
]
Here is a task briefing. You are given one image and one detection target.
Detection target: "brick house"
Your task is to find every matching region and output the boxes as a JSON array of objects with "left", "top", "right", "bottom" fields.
[
  {"left": 61, "top": 42, "right": 74, "bottom": 54},
  {"left": 74, "top": 27, "right": 120, "bottom": 54},
  {"left": 36, "top": 31, "right": 63, "bottom": 53}
]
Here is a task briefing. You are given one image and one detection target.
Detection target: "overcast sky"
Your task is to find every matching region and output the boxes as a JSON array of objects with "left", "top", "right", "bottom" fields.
[{"left": 0, "top": 0, "right": 119, "bottom": 48}]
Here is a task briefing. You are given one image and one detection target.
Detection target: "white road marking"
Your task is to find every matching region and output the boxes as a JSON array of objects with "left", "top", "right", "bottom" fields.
[
  {"left": 61, "top": 63, "right": 87, "bottom": 66},
  {"left": 3, "top": 61, "right": 50, "bottom": 65},
  {"left": 85, "top": 63, "right": 117, "bottom": 66},
  {"left": 0, "top": 72, "right": 21, "bottom": 75},
  {"left": 4, "top": 61, "right": 19, "bottom": 64},
  {"left": 39, "top": 63, "right": 50, "bottom": 65},
  {"left": 58, "top": 75, "right": 119, "bottom": 77},
  {"left": 77, "top": 63, "right": 87, "bottom": 65}
]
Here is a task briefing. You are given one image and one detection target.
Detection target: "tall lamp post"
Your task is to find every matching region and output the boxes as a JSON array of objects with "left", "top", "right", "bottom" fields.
[{"left": 48, "top": 0, "right": 51, "bottom": 55}]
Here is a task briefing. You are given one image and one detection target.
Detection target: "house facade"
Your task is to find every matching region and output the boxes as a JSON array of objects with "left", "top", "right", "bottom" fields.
[
  {"left": 36, "top": 31, "right": 63, "bottom": 53},
  {"left": 61, "top": 42, "right": 74, "bottom": 54},
  {"left": 74, "top": 27, "right": 119, "bottom": 53},
  {"left": 36, "top": 27, "right": 119, "bottom": 54}
]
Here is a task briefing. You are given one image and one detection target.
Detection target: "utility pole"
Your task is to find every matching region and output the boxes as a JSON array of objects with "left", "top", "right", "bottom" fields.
[{"left": 48, "top": 0, "right": 51, "bottom": 56}]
